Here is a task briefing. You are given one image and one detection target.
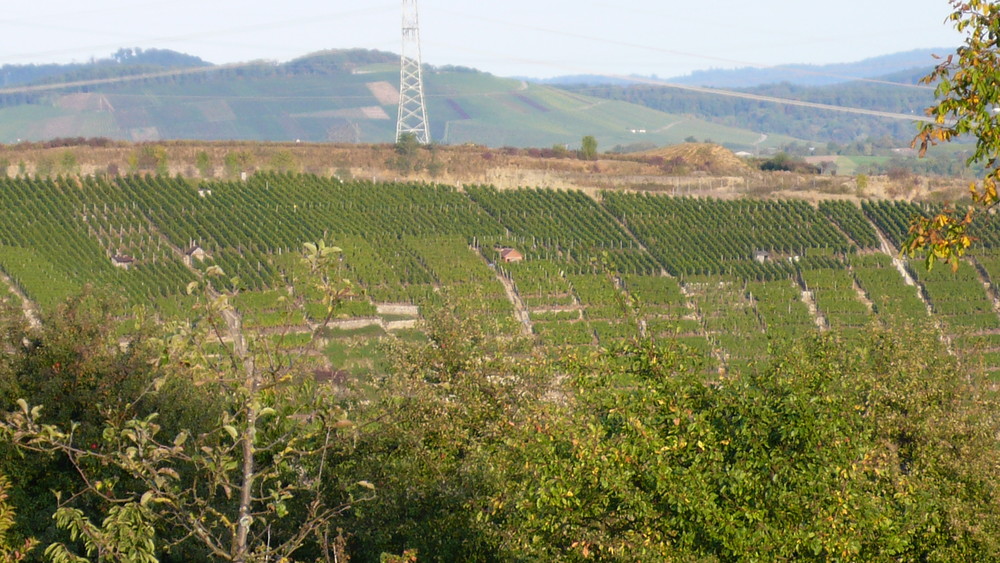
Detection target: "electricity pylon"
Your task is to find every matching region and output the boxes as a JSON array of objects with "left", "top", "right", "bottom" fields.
[{"left": 396, "top": 0, "right": 431, "bottom": 144}]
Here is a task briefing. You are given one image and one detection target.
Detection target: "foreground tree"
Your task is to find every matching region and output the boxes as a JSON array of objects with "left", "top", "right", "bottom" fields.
[
  {"left": 0, "top": 290, "right": 182, "bottom": 554},
  {"left": 0, "top": 473, "right": 35, "bottom": 561},
  {"left": 1, "top": 242, "right": 369, "bottom": 562},
  {"left": 482, "top": 330, "right": 1000, "bottom": 560},
  {"left": 906, "top": 0, "right": 1000, "bottom": 268},
  {"left": 336, "top": 302, "right": 542, "bottom": 560}
]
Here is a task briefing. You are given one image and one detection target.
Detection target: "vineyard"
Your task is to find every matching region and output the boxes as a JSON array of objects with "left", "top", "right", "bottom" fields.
[{"left": 2, "top": 172, "right": 1000, "bottom": 379}]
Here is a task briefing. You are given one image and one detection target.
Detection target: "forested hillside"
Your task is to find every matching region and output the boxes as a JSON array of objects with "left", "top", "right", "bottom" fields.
[
  {"left": 0, "top": 46, "right": 968, "bottom": 154},
  {"left": 0, "top": 48, "right": 209, "bottom": 88},
  {"left": 561, "top": 68, "right": 936, "bottom": 144},
  {"left": 668, "top": 49, "right": 946, "bottom": 87}
]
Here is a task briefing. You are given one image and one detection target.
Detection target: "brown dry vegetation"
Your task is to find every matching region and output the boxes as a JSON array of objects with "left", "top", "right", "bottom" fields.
[{"left": 0, "top": 139, "right": 968, "bottom": 204}]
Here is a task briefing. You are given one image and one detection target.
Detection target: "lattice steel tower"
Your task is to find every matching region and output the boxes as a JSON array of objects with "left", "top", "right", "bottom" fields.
[{"left": 396, "top": 0, "right": 430, "bottom": 143}]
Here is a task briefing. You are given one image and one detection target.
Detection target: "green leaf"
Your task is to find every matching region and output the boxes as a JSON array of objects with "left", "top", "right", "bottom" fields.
[
  {"left": 222, "top": 425, "right": 238, "bottom": 440},
  {"left": 274, "top": 501, "right": 288, "bottom": 518}
]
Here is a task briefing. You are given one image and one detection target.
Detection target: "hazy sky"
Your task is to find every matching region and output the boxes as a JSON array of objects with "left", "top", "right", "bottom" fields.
[{"left": 0, "top": 1, "right": 964, "bottom": 78}]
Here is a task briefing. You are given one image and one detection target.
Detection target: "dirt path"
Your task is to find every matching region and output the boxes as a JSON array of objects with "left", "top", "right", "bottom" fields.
[
  {"left": 0, "top": 270, "right": 41, "bottom": 330},
  {"left": 848, "top": 267, "right": 876, "bottom": 313},
  {"left": 481, "top": 250, "right": 532, "bottom": 336},
  {"left": 799, "top": 288, "right": 827, "bottom": 330},
  {"left": 969, "top": 257, "right": 1000, "bottom": 314},
  {"left": 872, "top": 225, "right": 933, "bottom": 316},
  {"left": 870, "top": 221, "right": 955, "bottom": 353}
]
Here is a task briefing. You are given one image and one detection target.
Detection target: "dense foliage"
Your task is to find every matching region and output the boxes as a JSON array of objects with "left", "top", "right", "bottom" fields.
[
  {"left": 1, "top": 286, "right": 1000, "bottom": 561},
  {"left": 0, "top": 176, "right": 996, "bottom": 557},
  {"left": 903, "top": 1, "right": 1000, "bottom": 269}
]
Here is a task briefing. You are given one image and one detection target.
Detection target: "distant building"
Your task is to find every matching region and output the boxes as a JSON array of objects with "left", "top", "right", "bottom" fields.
[
  {"left": 184, "top": 244, "right": 209, "bottom": 266},
  {"left": 112, "top": 254, "right": 135, "bottom": 270},
  {"left": 499, "top": 247, "right": 524, "bottom": 263},
  {"left": 753, "top": 250, "right": 770, "bottom": 264}
]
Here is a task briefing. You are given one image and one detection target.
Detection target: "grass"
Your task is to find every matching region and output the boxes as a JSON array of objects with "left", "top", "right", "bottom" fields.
[
  {"left": 318, "top": 323, "right": 387, "bottom": 340},
  {"left": 0, "top": 106, "right": 118, "bottom": 143},
  {"left": 0, "top": 246, "right": 81, "bottom": 310},
  {"left": 325, "top": 337, "right": 390, "bottom": 377},
  {"left": 391, "top": 328, "right": 428, "bottom": 343}
]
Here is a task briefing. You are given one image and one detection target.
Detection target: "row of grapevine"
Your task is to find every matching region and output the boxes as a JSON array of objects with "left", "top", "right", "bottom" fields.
[
  {"left": 907, "top": 257, "right": 1000, "bottom": 373},
  {"left": 602, "top": 193, "right": 853, "bottom": 278},
  {"left": 800, "top": 264, "right": 873, "bottom": 329},
  {"left": 860, "top": 200, "right": 932, "bottom": 248},
  {"left": 6, "top": 172, "right": 1000, "bottom": 382},
  {"left": 818, "top": 200, "right": 880, "bottom": 249},
  {"left": 746, "top": 279, "right": 817, "bottom": 339},
  {"left": 685, "top": 277, "right": 762, "bottom": 373},
  {"left": 848, "top": 254, "right": 929, "bottom": 321}
]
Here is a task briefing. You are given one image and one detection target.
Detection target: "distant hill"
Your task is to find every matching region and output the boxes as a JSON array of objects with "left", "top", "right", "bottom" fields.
[
  {"left": 0, "top": 47, "right": 961, "bottom": 149},
  {"left": 0, "top": 48, "right": 802, "bottom": 151},
  {"left": 559, "top": 63, "right": 940, "bottom": 144},
  {"left": 521, "top": 75, "right": 648, "bottom": 87},
  {"left": 0, "top": 48, "right": 210, "bottom": 88},
  {"left": 671, "top": 49, "right": 949, "bottom": 88},
  {"left": 530, "top": 49, "right": 951, "bottom": 89}
]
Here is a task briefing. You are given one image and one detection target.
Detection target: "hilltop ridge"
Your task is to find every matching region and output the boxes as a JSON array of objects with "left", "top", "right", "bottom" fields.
[{"left": 0, "top": 47, "right": 959, "bottom": 151}]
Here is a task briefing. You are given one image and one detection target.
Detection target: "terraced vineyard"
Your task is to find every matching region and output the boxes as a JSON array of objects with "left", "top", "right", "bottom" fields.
[
  {"left": 798, "top": 256, "right": 872, "bottom": 333},
  {"left": 602, "top": 193, "right": 850, "bottom": 279},
  {"left": 849, "top": 253, "right": 928, "bottom": 321},
  {"left": 2, "top": 172, "right": 1000, "bottom": 380}
]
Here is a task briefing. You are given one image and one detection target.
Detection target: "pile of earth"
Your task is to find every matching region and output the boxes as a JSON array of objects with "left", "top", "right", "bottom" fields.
[{"left": 636, "top": 143, "right": 752, "bottom": 175}]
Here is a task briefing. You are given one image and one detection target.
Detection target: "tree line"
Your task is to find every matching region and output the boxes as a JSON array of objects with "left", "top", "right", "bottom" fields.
[{"left": 562, "top": 75, "right": 935, "bottom": 145}]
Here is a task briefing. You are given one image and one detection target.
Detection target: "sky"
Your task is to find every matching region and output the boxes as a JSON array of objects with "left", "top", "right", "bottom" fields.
[{"left": 0, "top": 1, "right": 965, "bottom": 79}]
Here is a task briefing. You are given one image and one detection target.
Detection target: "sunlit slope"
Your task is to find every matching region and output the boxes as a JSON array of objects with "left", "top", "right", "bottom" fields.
[
  {"left": 425, "top": 72, "right": 800, "bottom": 149},
  {"left": 0, "top": 105, "right": 119, "bottom": 141},
  {"left": 0, "top": 60, "right": 801, "bottom": 149}
]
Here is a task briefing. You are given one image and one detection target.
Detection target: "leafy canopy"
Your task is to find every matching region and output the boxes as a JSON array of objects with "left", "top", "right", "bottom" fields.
[{"left": 905, "top": 0, "right": 1000, "bottom": 269}]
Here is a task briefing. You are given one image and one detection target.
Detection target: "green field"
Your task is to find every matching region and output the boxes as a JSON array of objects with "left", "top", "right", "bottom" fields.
[{"left": 1, "top": 172, "right": 999, "bottom": 377}]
